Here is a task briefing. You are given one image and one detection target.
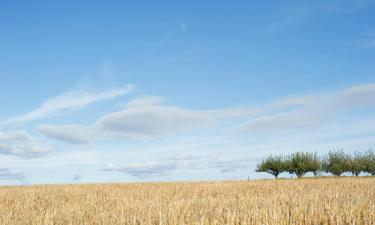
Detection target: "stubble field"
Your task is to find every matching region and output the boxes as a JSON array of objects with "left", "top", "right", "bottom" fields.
[{"left": 0, "top": 177, "right": 374, "bottom": 225}]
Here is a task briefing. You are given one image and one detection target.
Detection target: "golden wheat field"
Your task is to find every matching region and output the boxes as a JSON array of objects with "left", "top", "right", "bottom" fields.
[{"left": 0, "top": 177, "right": 374, "bottom": 225}]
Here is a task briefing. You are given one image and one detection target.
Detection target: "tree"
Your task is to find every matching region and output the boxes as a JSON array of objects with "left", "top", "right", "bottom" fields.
[
  {"left": 286, "top": 152, "right": 321, "bottom": 178},
  {"left": 363, "top": 149, "right": 375, "bottom": 176},
  {"left": 286, "top": 152, "right": 310, "bottom": 178},
  {"left": 308, "top": 152, "right": 321, "bottom": 177},
  {"left": 347, "top": 152, "right": 365, "bottom": 177},
  {"left": 322, "top": 150, "right": 350, "bottom": 176},
  {"left": 256, "top": 155, "right": 286, "bottom": 179}
]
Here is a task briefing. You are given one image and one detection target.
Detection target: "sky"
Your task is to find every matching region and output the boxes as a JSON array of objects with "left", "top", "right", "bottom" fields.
[{"left": 0, "top": 0, "right": 375, "bottom": 185}]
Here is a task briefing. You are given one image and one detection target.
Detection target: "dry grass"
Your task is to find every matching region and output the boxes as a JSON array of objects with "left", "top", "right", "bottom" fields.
[{"left": 0, "top": 177, "right": 374, "bottom": 225}]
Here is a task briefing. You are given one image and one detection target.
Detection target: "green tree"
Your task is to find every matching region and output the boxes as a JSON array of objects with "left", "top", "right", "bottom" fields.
[
  {"left": 322, "top": 150, "right": 350, "bottom": 176},
  {"left": 347, "top": 152, "right": 365, "bottom": 177},
  {"left": 363, "top": 150, "right": 375, "bottom": 176},
  {"left": 286, "top": 152, "right": 310, "bottom": 178},
  {"left": 256, "top": 155, "right": 287, "bottom": 179},
  {"left": 308, "top": 152, "right": 321, "bottom": 177},
  {"left": 286, "top": 152, "right": 321, "bottom": 178}
]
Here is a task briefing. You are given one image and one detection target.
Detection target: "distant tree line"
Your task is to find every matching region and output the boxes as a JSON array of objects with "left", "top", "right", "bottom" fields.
[{"left": 256, "top": 150, "right": 375, "bottom": 179}]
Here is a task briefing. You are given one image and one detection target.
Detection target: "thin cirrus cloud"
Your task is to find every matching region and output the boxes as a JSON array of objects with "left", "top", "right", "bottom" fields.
[
  {"left": 0, "top": 131, "right": 50, "bottom": 158},
  {"left": 0, "top": 168, "right": 25, "bottom": 181},
  {"left": 266, "top": 0, "right": 375, "bottom": 34},
  {"left": 2, "top": 85, "right": 134, "bottom": 125},
  {"left": 209, "top": 158, "right": 253, "bottom": 173},
  {"left": 102, "top": 155, "right": 256, "bottom": 179},
  {"left": 243, "top": 83, "right": 375, "bottom": 133},
  {"left": 38, "top": 95, "right": 257, "bottom": 143},
  {"left": 102, "top": 162, "right": 178, "bottom": 178},
  {"left": 38, "top": 96, "right": 217, "bottom": 143},
  {"left": 38, "top": 83, "right": 375, "bottom": 144}
]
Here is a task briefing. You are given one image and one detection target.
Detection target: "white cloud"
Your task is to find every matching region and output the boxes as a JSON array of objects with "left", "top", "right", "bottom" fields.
[
  {"left": 266, "top": 1, "right": 375, "bottom": 34},
  {"left": 38, "top": 124, "right": 91, "bottom": 144},
  {"left": 244, "top": 83, "right": 375, "bottom": 133},
  {"left": 102, "top": 162, "right": 178, "bottom": 178},
  {"left": 209, "top": 157, "right": 255, "bottom": 173},
  {"left": 0, "top": 168, "right": 25, "bottom": 181},
  {"left": 0, "top": 131, "right": 50, "bottom": 158},
  {"left": 37, "top": 96, "right": 215, "bottom": 143},
  {"left": 40, "top": 95, "right": 255, "bottom": 144},
  {"left": 38, "top": 83, "right": 375, "bottom": 145},
  {"left": 101, "top": 154, "right": 256, "bottom": 179},
  {"left": 2, "top": 85, "right": 134, "bottom": 125},
  {"left": 95, "top": 96, "right": 213, "bottom": 139}
]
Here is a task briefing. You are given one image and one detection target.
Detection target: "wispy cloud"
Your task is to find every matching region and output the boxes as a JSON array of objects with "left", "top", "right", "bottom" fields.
[
  {"left": 95, "top": 96, "right": 214, "bottom": 139},
  {"left": 102, "top": 162, "right": 178, "bottom": 178},
  {"left": 38, "top": 95, "right": 256, "bottom": 143},
  {"left": 243, "top": 83, "right": 375, "bottom": 133},
  {"left": 0, "top": 131, "right": 50, "bottom": 158},
  {"left": 38, "top": 83, "right": 375, "bottom": 144},
  {"left": 266, "top": 0, "right": 375, "bottom": 34},
  {"left": 102, "top": 154, "right": 257, "bottom": 179},
  {"left": 265, "top": 1, "right": 314, "bottom": 34},
  {"left": 209, "top": 158, "right": 255, "bottom": 173},
  {"left": 0, "top": 168, "right": 25, "bottom": 181},
  {"left": 101, "top": 154, "right": 208, "bottom": 179},
  {"left": 38, "top": 124, "right": 91, "bottom": 144},
  {"left": 2, "top": 85, "right": 134, "bottom": 125}
]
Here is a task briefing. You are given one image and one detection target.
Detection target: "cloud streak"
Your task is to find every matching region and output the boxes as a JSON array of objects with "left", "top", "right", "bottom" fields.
[
  {"left": 0, "top": 168, "right": 25, "bottom": 181},
  {"left": 38, "top": 83, "right": 375, "bottom": 145},
  {"left": 209, "top": 158, "right": 253, "bottom": 173},
  {"left": 95, "top": 96, "right": 213, "bottom": 139},
  {"left": 244, "top": 83, "right": 375, "bottom": 133},
  {"left": 102, "top": 154, "right": 256, "bottom": 179},
  {"left": 38, "top": 124, "right": 91, "bottom": 144},
  {"left": 0, "top": 131, "right": 50, "bottom": 158},
  {"left": 102, "top": 162, "right": 178, "bottom": 178},
  {"left": 2, "top": 85, "right": 134, "bottom": 125},
  {"left": 266, "top": 0, "right": 375, "bottom": 34}
]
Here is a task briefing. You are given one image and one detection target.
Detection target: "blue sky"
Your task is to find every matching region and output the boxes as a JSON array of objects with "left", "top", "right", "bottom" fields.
[{"left": 1, "top": 0, "right": 375, "bottom": 184}]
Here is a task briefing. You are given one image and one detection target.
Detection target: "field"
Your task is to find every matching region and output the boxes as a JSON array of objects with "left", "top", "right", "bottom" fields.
[{"left": 0, "top": 177, "right": 374, "bottom": 225}]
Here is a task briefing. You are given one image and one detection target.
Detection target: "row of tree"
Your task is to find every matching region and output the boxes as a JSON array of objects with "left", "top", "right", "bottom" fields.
[{"left": 256, "top": 150, "right": 375, "bottom": 179}]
